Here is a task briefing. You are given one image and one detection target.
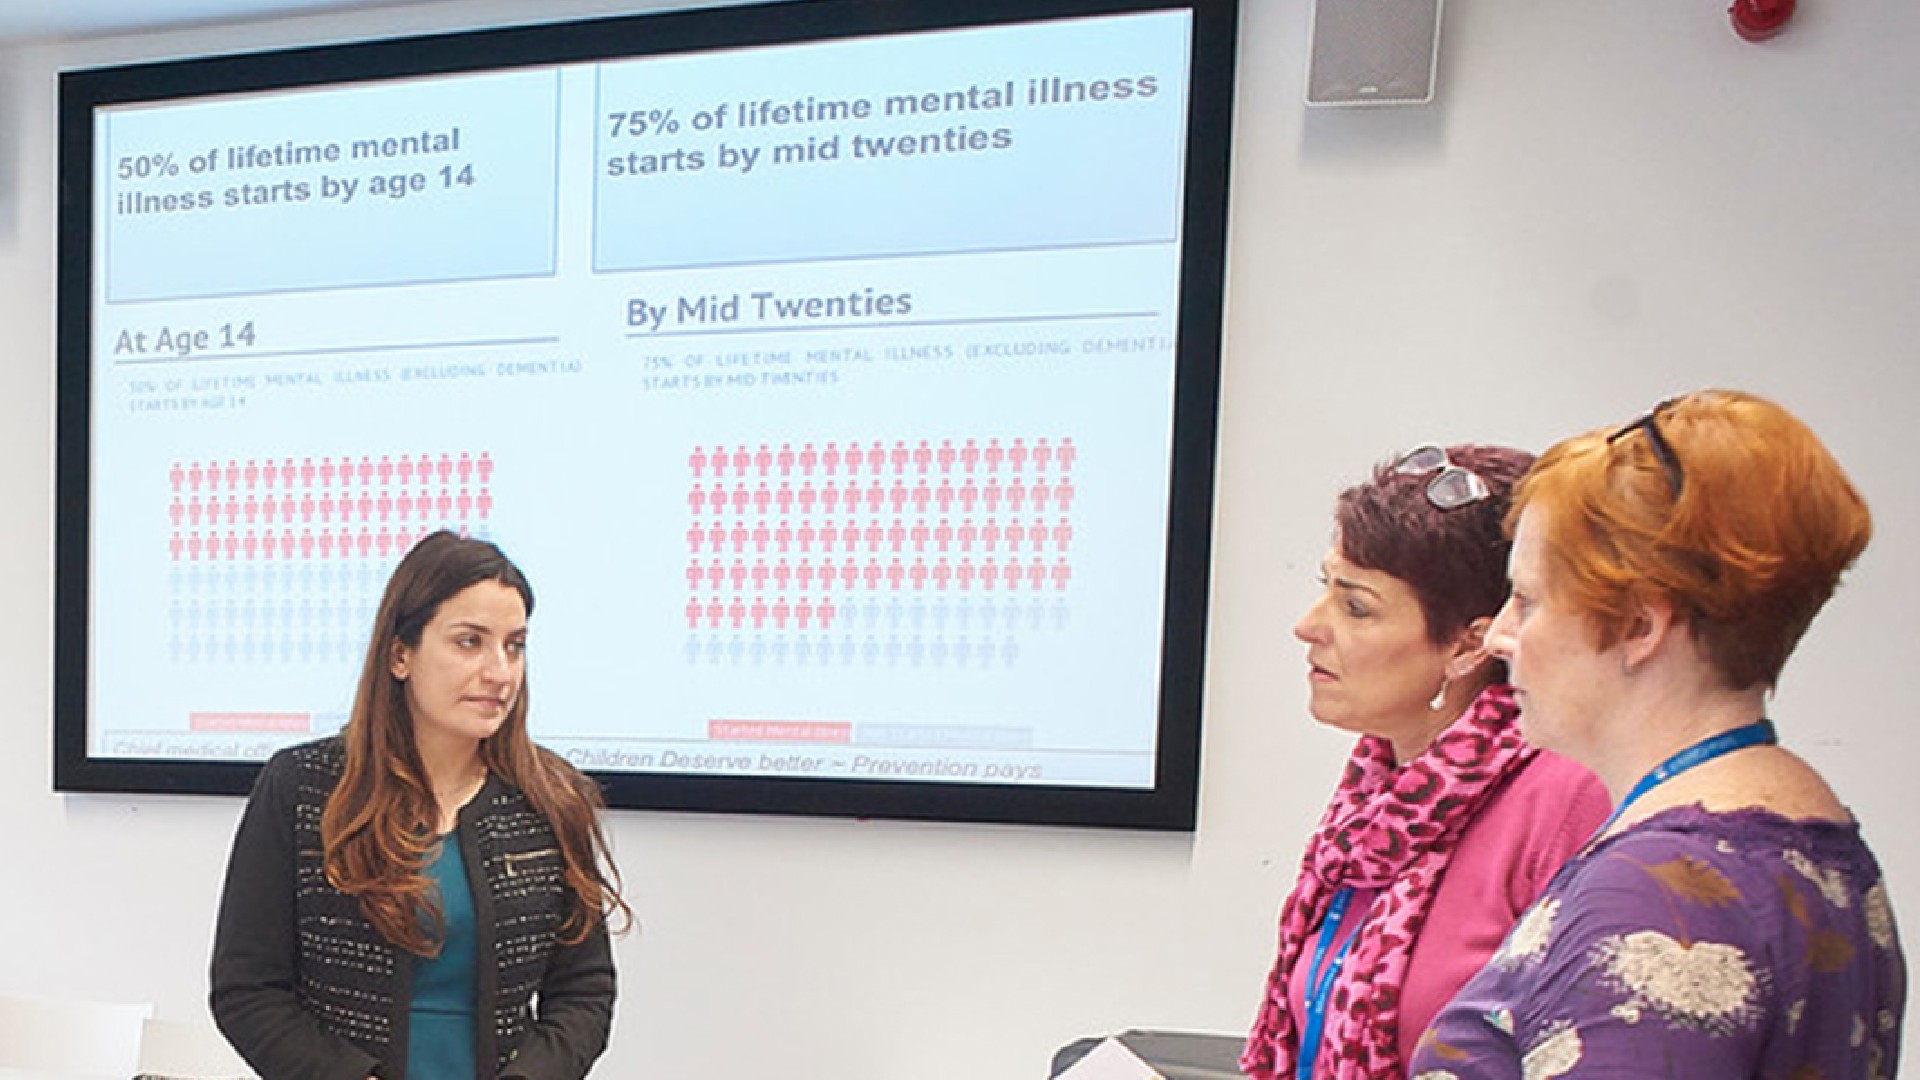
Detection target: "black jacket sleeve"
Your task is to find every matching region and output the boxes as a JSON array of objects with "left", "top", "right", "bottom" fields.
[
  {"left": 496, "top": 920, "right": 616, "bottom": 1080},
  {"left": 209, "top": 753, "right": 384, "bottom": 1080}
]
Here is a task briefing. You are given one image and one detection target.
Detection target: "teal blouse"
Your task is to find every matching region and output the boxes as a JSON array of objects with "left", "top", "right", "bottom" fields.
[{"left": 409, "top": 837, "right": 479, "bottom": 1080}]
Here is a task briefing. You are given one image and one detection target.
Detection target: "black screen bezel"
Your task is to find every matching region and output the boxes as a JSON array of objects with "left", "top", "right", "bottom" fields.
[{"left": 54, "top": 0, "right": 1236, "bottom": 830}]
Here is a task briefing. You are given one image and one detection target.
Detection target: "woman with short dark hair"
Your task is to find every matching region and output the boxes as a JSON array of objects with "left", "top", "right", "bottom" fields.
[
  {"left": 1410, "top": 390, "right": 1905, "bottom": 1080},
  {"left": 1244, "top": 445, "right": 1608, "bottom": 1080}
]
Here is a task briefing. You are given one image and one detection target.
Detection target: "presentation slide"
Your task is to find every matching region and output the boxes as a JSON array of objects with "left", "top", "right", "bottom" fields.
[{"left": 83, "top": 10, "right": 1200, "bottom": 793}]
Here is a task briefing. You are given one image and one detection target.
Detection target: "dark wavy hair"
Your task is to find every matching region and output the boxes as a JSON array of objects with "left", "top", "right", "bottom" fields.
[
  {"left": 320, "top": 530, "right": 631, "bottom": 954},
  {"left": 1336, "top": 444, "right": 1536, "bottom": 644}
]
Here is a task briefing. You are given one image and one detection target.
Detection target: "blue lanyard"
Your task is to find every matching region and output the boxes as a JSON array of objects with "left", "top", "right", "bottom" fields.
[
  {"left": 1296, "top": 887, "right": 1361, "bottom": 1080},
  {"left": 1593, "top": 718, "right": 1777, "bottom": 838}
]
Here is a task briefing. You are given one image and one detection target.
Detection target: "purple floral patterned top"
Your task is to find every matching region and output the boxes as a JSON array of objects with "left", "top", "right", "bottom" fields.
[{"left": 1408, "top": 805, "right": 1905, "bottom": 1080}]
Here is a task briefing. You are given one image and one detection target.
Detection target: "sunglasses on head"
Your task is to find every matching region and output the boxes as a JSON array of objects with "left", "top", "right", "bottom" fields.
[
  {"left": 1393, "top": 445, "right": 1491, "bottom": 511},
  {"left": 1606, "top": 399, "right": 1685, "bottom": 497}
]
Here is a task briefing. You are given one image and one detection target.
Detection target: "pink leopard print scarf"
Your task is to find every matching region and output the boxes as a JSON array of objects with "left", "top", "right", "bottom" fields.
[{"left": 1242, "top": 683, "right": 1532, "bottom": 1080}]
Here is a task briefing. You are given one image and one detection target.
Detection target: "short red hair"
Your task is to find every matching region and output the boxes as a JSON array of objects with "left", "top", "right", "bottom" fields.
[{"left": 1511, "top": 389, "right": 1871, "bottom": 690}]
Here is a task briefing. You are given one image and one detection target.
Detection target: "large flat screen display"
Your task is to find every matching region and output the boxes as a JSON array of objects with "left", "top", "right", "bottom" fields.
[{"left": 56, "top": 0, "right": 1235, "bottom": 828}]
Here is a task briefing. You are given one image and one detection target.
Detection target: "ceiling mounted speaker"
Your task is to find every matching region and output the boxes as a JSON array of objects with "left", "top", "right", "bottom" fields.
[{"left": 1306, "top": 0, "right": 1444, "bottom": 107}]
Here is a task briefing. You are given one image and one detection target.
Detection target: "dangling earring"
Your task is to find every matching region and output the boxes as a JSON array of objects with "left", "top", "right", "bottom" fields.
[{"left": 1428, "top": 675, "right": 1449, "bottom": 712}]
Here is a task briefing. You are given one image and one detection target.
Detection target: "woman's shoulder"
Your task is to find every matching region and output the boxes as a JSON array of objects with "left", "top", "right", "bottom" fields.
[
  {"left": 1486, "top": 750, "right": 1611, "bottom": 836},
  {"left": 272, "top": 734, "right": 345, "bottom": 766},
  {"left": 481, "top": 744, "right": 600, "bottom": 815},
  {"left": 1538, "top": 806, "right": 1891, "bottom": 972},
  {"left": 1557, "top": 806, "right": 1887, "bottom": 951},
  {"left": 1685, "top": 744, "right": 1850, "bottom": 822},
  {"left": 1597, "top": 803, "right": 1879, "bottom": 879},
  {"left": 1514, "top": 748, "right": 1607, "bottom": 794},
  {"left": 1441, "top": 749, "right": 1610, "bottom": 909},
  {"left": 252, "top": 735, "right": 346, "bottom": 791}
]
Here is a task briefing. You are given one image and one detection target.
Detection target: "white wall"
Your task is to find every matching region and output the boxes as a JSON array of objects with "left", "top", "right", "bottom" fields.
[{"left": 2, "top": 2, "right": 1915, "bottom": 1077}]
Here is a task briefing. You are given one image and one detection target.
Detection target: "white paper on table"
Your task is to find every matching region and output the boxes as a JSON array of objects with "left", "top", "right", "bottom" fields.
[{"left": 1057, "top": 1037, "right": 1166, "bottom": 1080}]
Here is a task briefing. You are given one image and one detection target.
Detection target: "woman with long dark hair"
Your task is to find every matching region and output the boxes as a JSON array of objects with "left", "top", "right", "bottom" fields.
[{"left": 213, "top": 530, "right": 630, "bottom": 1080}]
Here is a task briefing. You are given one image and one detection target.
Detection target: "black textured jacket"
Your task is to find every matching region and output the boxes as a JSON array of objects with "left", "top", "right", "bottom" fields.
[{"left": 211, "top": 739, "right": 616, "bottom": 1080}]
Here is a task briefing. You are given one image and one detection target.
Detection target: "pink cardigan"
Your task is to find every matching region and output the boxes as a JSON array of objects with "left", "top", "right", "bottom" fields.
[{"left": 1285, "top": 749, "right": 1610, "bottom": 1075}]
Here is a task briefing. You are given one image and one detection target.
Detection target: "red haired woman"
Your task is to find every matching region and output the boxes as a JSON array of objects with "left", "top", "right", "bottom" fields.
[
  {"left": 1245, "top": 445, "right": 1609, "bottom": 1080},
  {"left": 1412, "top": 390, "right": 1904, "bottom": 1080},
  {"left": 212, "top": 531, "right": 630, "bottom": 1080}
]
